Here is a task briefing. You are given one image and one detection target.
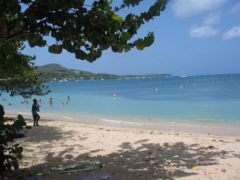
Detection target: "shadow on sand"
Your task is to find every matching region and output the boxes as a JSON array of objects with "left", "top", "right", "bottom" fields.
[
  {"left": 21, "top": 122, "right": 87, "bottom": 143},
  {"left": 11, "top": 129, "right": 236, "bottom": 180}
]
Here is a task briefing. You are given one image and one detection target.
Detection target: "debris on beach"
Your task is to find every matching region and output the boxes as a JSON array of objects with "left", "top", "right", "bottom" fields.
[
  {"left": 197, "top": 145, "right": 215, "bottom": 153},
  {"left": 207, "top": 145, "right": 214, "bottom": 149},
  {"left": 192, "top": 166, "right": 201, "bottom": 170},
  {"left": 221, "top": 168, "right": 227, "bottom": 172},
  {"left": 22, "top": 162, "right": 30, "bottom": 167},
  {"left": 57, "top": 161, "right": 103, "bottom": 174},
  {"left": 36, "top": 172, "right": 44, "bottom": 176},
  {"left": 197, "top": 147, "right": 207, "bottom": 153}
]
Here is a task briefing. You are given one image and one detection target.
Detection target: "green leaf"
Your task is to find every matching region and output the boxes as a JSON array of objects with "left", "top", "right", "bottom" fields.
[
  {"left": 112, "top": 15, "right": 123, "bottom": 23},
  {"left": 121, "top": 32, "right": 131, "bottom": 41},
  {"left": 48, "top": 45, "right": 62, "bottom": 54},
  {"left": 136, "top": 44, "right": 144, "bottom": 50}
]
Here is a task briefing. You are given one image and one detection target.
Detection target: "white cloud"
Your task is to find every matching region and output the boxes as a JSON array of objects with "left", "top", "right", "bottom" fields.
[
  {"left": 203, "top": 12, "right": 221, "bottom": 25},
  {"left": 223, "top": 25, "right": 240, "bottom": 40},
  {"left": 230, "top": 2, "right": 240, "bottom": 14},
  {"left": 172, "top": 0, "right": 226, "bottom": 17},
  {"left": 190, "top": 26, "right": 219, "bottom": 38},
  {"left": 189, "top": 12, "right": 221, "bottom": 39}
]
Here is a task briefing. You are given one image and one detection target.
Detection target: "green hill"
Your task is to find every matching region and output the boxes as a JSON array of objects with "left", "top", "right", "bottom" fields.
[
  {"left": 36, "top": 64, "right": 71, "bottom": 72},
  {"left": 36, "top": 64, "right": 172, "bottom": 82},
  {"left": 36, "top": 64, "right": 118, "bottom": 82}
]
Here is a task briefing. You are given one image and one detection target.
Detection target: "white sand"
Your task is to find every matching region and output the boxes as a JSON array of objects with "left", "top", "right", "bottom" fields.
[{"left": 11, "top": 119, "right": 240, "bottom": 180}]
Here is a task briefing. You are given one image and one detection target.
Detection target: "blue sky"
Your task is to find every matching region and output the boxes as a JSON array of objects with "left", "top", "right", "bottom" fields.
[{"left": 23, "top": 0, "right": 240, "bottom": 75}]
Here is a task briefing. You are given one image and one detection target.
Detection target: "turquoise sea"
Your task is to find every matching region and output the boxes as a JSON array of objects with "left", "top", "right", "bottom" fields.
[{"left": 1, "top": 74, "right": 240, "bottom": 134}]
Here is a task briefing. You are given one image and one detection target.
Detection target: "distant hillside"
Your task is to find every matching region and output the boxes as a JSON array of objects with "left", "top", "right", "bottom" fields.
[
  {"left": 36, "top": 64, "right": 71, "bottom": 73},
  {"left": 36, "top": 64, "right": 119, "bottom": 82},
  {"left": 36, "top": 64, "right": 171, "bottom": 82}
]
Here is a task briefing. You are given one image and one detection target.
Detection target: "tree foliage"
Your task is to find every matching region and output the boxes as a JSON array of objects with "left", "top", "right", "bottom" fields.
[
  {"left": 0, "top": 0, "right": 168, "bottom": 62},
  {"left": 0, "top": 42, "right": 50, "bottom": 98},
  {"left": 0, "top": 107, "right": 26, "bottom": 175}
]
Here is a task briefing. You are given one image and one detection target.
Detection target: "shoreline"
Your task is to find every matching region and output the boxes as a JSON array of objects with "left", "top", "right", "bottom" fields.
[{"left": 5, "top": 110, "right": 240, "bottom": 137}]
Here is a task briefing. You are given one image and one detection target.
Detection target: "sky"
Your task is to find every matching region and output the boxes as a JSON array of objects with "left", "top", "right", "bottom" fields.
[{"left": 23, "top": 0, "right": 240, "bottom": 76}]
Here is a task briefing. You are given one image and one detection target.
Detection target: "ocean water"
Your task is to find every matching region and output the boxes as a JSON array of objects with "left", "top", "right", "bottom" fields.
[{"left": 1, "top": 74, "right": 240, "bottom": 129}]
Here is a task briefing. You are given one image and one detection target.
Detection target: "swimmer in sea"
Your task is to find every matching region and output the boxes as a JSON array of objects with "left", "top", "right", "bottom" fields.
[
  {"left": 112, "top": 93, "right": 117, "bottom": 100},
  {"left": 67, "top": 96, "right": 70, "bottom": 101},
  {"left": 49, "top": 98, "right": 53, "bottom": 106}
]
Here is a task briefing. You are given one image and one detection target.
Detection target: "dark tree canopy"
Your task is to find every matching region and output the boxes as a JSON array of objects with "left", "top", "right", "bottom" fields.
[
  {"left": 0, "top": 0, "right": 168, "bottom": 97},
  {"left": 0, "top": 42, "right": 49, "bottom": 97},
  {"left": 0, "top": 0, "right": 168, "bottom": 62}
]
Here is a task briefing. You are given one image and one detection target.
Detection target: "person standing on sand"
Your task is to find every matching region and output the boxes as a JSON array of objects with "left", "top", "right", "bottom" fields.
[
  {"left": 32, "top": 99, "right": 40, "bottom": 126},
  {"left": 0, "top": 104, "right": 5, "bottom": 123}
]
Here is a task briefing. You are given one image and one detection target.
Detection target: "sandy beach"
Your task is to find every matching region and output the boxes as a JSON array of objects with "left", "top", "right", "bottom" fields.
[{"left": 8, "top": 118, "right": 240, "bottom": 180}]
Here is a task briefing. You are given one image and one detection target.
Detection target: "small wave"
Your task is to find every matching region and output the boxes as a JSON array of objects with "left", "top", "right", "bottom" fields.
[
  {"left": 101, "top": 118, "right": 135, "bottom": 124},
  {"left": 17, "top": 112, "right": 31, "bottom": 115}
]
